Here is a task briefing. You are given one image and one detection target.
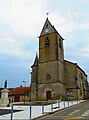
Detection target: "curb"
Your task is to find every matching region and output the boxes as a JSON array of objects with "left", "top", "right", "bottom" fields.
[{"left": 33, "top": 100, "right": 86, "bottom": 120}]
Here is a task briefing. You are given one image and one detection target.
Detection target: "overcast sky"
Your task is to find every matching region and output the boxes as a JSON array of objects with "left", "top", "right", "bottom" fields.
[{"left": 0, "top": 0, "right": 89, "bottom": 88}]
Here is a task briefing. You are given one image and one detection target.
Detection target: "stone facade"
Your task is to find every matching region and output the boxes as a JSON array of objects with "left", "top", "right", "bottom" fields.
[
  {"left": 31, "top": 18, "right": 89, "bottom": 101},
  {"left": 64, "top": 60, "right": 88, "bottom": 100},
  {"left": 0, "top": 89, "right": 9, "bottom": 107}
]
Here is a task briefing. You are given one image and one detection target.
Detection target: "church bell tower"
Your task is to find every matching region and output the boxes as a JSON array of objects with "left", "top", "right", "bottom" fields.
[
  {"left": 31, "top": 18, "right": 66, "bottom": 101},
  {"left": 38, "top": 18, "right": 65, "bottom": 100}
]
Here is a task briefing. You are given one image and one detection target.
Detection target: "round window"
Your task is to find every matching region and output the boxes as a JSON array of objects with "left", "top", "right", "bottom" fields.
[{"left": 46, "top": 74, "right": 51, "bottom": 80}]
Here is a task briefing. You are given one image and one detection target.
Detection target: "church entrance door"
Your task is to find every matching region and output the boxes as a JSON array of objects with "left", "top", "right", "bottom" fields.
[{"left": 46, "top": 91, "right": 51, "bottom": 100}]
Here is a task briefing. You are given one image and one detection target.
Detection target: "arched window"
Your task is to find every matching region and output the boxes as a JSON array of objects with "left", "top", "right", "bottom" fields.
[
  {"left": 46, "top": 74, "right": 51, "bottom": 80},
  {"left": 45, "top": 37, "right": 50, "bottom": 61},
  {"left": 46, "top": 24, "right": 48, "bottom": 29},
  {"left": 45, "top": 37, "right": 50, "bottom": 46},
  {"left": 59, "top": 39, "right": 62, "bottom": 48}
]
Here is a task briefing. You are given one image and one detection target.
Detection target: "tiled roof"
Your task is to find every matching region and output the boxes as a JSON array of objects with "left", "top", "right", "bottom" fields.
[{"left": 9, "top": 87, "right": 30, "bottom": 96}]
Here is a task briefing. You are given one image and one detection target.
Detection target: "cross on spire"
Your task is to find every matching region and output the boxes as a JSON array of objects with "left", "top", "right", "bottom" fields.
[{"left": 46, "top": 13, "right": 49, "bottom": 18}]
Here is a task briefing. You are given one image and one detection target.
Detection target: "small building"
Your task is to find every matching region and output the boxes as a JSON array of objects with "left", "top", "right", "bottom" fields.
[{"left": 9, "top": 87, "right": 30, "bottom": 103}]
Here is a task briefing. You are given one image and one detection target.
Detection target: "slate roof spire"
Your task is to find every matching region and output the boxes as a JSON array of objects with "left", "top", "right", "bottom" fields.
[
  {"left": 40, "top": 18, "right": 56, "bottom": 36},
  {"left": 40, "top": 18, "right": 64, "bottom": 40},
  {"left": 31, "top": 53, "right": 39, "bottom": 67}
]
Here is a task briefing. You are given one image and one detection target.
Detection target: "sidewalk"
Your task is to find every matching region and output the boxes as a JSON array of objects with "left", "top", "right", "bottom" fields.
[{"left": 0, "top": 100, "right": 86, "bottom": 119}]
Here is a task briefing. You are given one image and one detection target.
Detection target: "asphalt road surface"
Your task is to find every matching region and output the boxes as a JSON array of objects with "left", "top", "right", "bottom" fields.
[{"left": 36, "top": 100, "right": 89, "bottom": 120}]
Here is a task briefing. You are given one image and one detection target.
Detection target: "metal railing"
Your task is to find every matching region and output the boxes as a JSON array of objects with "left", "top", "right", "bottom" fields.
[{"left": 10, "top": 99, "right": 81, "bottom": 120}]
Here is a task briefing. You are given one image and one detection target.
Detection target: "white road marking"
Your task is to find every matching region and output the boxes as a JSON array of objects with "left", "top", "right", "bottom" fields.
[
  {"left": 68, "top": 110, "right": 80, "bottom": 115},
  {"left": 81, "top": 110, "right": 89, "bottom": 116}
]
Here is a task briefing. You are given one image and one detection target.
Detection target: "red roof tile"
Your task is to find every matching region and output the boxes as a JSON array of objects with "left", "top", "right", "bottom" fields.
[{"left": 9, "top": 87, "right": 30, "bottom": 96}]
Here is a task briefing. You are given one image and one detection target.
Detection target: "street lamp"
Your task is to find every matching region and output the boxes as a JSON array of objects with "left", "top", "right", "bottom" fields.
[
  {"left": 30, "top": 72, "right": 32, "bottom": 101},
  {"left": 23, "top": 81, "right": 26, "bottom": 104},
  {"left": 23, "top": 81, "right": 26, "bottom": 87}
]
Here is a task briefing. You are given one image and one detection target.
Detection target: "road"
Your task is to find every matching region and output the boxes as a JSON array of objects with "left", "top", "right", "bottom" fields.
[{"left": 35, "top": 100, "right": 89, "bottom": 120}]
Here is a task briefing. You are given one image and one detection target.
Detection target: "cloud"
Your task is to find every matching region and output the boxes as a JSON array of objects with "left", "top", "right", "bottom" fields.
[
  {"left": 0, "top": 0, "right": 88, "bottom": 60},
  {"left": 0, "top": 36, "right": 35, "bottom": 59},
  {"left": 0, "top": 0, "right": 44, "bottom": 58},
  {"left": 81, "top": 45, "right": 89, "bottom": 58},
  {"left": 78, "top": 23, "right": 89, "bottom": 30},
  {"left": 0, "top": 0, "right": 89, "bottom": 87},
  {"left": 0, "top": 37, "right": 20, "bottom": 56},
  {"left": 0, "top": 0, "right": 88, "bottom": 59},
  {"left": 0, "top": 0, "right": 44, "bottom": 36}
]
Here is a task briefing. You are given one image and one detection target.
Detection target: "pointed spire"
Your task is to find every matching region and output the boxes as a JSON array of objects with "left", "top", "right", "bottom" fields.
[
  {"left": 31, "top": 53, "right": 39, "bottom": 68},
  {"left": 40, "top": 18, "right": 64, "bottom": 40},
  {"left": 34, "top": 53, "right": 38, "bottom": 66},
  {"left": 40, "top": 18, "right": 56, "bottom": 36}
]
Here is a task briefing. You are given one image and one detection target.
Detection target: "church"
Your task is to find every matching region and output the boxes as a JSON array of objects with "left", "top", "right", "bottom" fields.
[{"left": 31, "top": 18, "right": 89, "bottom": 101}]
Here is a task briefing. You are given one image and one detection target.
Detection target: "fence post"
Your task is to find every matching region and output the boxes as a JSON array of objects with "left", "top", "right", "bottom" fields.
[
  {"left": 11, "top": 104, "right": 13, "bottom": 120},
  {"left": 29, "top": 103, "right": 32, "bottom": 120},
  {"left": 72, "top": 100, "right": 73, "bottom": 105},
  {"left": 51, "top": 103, "right": 53, "bottom": 112},
  {"left": 42, "top": 102, "right": 44, "bottom": 114},
  {"left": 63, "top": 101, "right": 65, "bottom": 108},
  {"left": 67, "top": 99, "right": 69, "bottom": 107},
  {"left": 58, "top": 100, "right": 60, "bottom": 109}
]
